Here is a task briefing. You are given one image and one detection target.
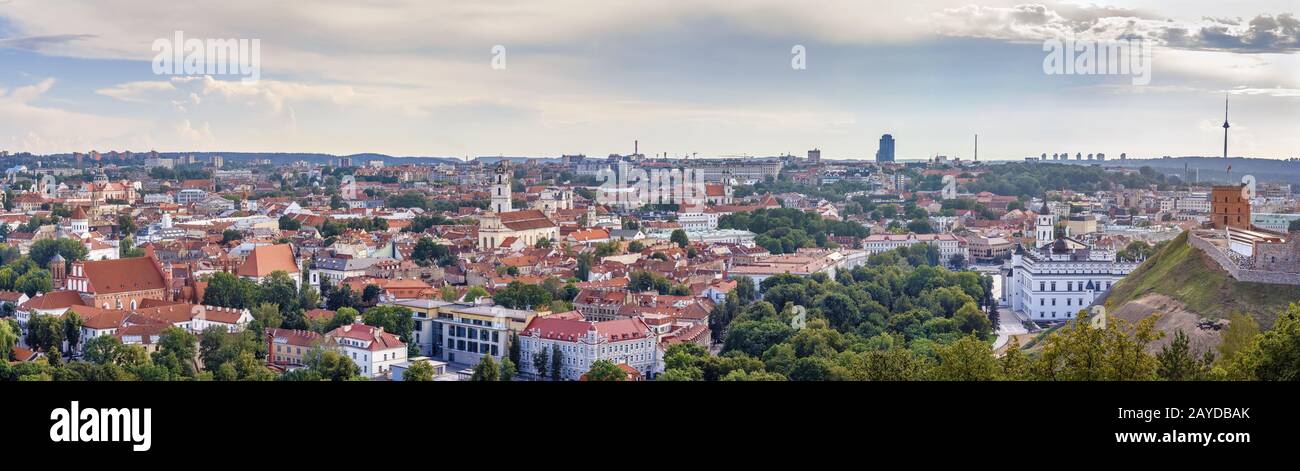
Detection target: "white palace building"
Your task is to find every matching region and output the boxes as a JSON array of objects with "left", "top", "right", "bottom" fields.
[{"left": 1002, "top": 204, "right": 1139, "bottom": 322}]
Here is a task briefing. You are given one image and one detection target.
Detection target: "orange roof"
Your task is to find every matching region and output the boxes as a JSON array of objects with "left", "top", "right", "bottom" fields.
[
  {"left": 568, "top": 228, "right": 610, "bottom": 242},
  {"left": 237, "top": 244, "right": 299, "bottom": 277},
  {"left": 20, "top": 290, "right": 86, "bottom": 310},
  {"left": 80, "top": 257, "right": 167, "bottom": 294}
]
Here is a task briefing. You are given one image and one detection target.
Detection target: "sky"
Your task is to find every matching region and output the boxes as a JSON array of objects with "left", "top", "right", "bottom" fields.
[{"left": 0, "top": 0, "right": 1297, "bottom": 160}]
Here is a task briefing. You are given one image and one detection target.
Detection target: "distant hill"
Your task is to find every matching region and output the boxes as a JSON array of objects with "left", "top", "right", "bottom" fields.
[
  {"left": 1068, "top": 156, "right": 1300, "bottom": 187},
  {"left": 1105, "top": 231, "right": 1300, "bottom": 330}
]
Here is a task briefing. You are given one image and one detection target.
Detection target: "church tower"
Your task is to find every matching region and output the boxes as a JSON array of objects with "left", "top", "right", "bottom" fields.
[
  {"left": 491, "top": 161, "right": 511, "bottom": 213},
  {"left": 1035, "top": 198, "right": 1055, "bottom": 248}
]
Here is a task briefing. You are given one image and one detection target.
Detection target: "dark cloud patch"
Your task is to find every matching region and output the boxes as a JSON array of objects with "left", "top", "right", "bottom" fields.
[
  {"left": 1052, "top": 4, "right": 1161, "bottom": 23},
  {"left": 1202, "top": 17, "right": 1241, "bottom": 26},
  {"left": 1184, "top": 13, "right": 1299, "bottom": 52},
  {"left": 0, "top": 33, "right": 96, "bottom": 51},
  {"left": 1010, "top": 4, "right": 1050, "bottom": 25}
]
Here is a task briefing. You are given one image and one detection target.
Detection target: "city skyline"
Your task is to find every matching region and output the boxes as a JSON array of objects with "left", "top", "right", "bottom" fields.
[{"left": 1, "top": 1, "right": 1297, "bottom": 159}]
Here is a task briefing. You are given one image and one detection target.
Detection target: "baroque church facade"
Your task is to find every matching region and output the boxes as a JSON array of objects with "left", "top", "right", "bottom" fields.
[{"left": 478, "top": 161, "right": 559, "bottom": 249}]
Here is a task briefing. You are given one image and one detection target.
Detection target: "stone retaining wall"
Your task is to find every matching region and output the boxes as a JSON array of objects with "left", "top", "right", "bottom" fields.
[{"left": 1188, "top": 233, "right": 1300, "bottom": 286}]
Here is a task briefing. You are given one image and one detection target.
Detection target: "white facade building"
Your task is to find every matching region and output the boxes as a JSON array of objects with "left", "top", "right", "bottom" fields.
[
  {"left": 1003, "top": 213, "right": 1138, "bottom": 322},
  {"left": 517, "top": 316, "right": 658, "bottom": 380},
  {"left": 862, "top": 233, "right": 968, "bottom": 264},
  {"left": 176, "top": 188, "right": 207, "bottom": 204},
  {"left": 677, "top": 211, "right": 719, "bottom": 231},
  {"left": 326, "top": 322, "right": 408, "bottom": 378}
]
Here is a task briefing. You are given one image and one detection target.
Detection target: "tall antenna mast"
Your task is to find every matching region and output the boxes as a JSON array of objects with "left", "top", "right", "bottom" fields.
[
  {"left": 1222, "top": 93, "right": 1230, "bottom": 159},
  {"left": 974, "top": 134, "right": 978, "bottom": 161}
]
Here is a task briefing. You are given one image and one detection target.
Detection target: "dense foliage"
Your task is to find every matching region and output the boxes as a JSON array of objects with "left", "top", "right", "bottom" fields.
[
  {"left": 719, "top": 208, "right": 869, "bottom": 254},
  {"left": 965, "top": 163, "right": 1181, "bottom": 198}
]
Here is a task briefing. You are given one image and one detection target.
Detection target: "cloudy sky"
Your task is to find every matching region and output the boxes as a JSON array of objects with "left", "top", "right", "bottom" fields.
[{"left": 0, "top": 0, "right": 1297, "bottom": 160}]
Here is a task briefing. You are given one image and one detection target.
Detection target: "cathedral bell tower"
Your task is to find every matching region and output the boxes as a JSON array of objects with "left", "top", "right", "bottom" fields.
[{"left": 1036, "top": 198, "right": 1055, "bottom": 248}]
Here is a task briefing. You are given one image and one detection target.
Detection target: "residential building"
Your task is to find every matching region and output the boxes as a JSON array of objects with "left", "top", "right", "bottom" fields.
[
  {"left": 326, "top": 322, "right": 408, "bottom": 378},
  {"left": 517, "top": 316, "right": 657, "bottom": 380}
]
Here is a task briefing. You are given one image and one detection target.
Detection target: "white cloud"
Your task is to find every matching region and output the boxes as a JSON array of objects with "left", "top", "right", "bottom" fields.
[{"left": 0, "top": 78, "right": 148, "bottom": 154}]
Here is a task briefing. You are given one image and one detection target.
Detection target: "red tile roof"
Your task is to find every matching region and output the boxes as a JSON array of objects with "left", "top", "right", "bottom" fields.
[
  {"left": 237, "top": 244, "right": 299, "bottom": 277},
  {"left": 327, "top": 323, "right": 405, "bottom": 351},
  {"left": 79, "top": 257, "right": 167, "bottom": 294},
  {"left": 19, "top": 291, "right": 86, "bottom": 311},
  {"left": 520, "top": 316, "right": 650, "bottom": 343}
]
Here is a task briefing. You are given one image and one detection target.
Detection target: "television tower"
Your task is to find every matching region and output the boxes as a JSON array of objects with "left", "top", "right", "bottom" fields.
[{"left": 1222, "top": 93, "right": 1230, "bottom": 159}]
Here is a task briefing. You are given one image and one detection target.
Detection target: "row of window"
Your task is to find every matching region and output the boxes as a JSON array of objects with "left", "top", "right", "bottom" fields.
[
  {"left": 1036, "top": 280, "right": 1110, "bottom": 292},
  {"left": 447, "top": 325, "right": 498, "bottom": 343},
  {"left": 275, "top": 345, "right": 303, "bottom": 355},
  {"left": 1039, "top": 297, "right": 1088, "bottom": 307},
  {"left": 447, "top": 339, "right": 500, "bottom": 356}
]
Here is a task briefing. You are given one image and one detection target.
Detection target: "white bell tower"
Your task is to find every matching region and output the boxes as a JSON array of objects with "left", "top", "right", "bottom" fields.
[
  {"left": 1035, "top": 198, "right": 1055, "bottom": 248},
  {"left": 491, "top": 161, "right": 511, "bottom": 213}
]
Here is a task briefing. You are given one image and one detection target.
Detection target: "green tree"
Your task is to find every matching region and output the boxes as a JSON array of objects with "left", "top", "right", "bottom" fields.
[
  {"left": 62, "top": 311, "right": 83, "bottom": 353},
  {"left": 954, "top": 302, "right": 992, "bottom": 338},
  {"left": 29, "top": 238, "right": 88, "bottom": 268},
  {"left": 361, "top": 306, "right": 417, "bottom": 356},
  {"left": 464, "top": 286, "right": 488, "bottom": 303},
  {"left": 670, "top": 229, "right": 689, "bottom": 249},
  {"left": 326, "top": 307, "right": 359, "bottom": 332},
  {"left": 301, "top": 346, "right": 360, "bottom": 381},
  {"left": 153, "top": 326, "right": 198, "bottom": 378},
  {"left": 24, "top": 315, "right": 64, "bottom": 353},
  {"left": 278, "top": 215, "right": 302, "bottom": 231},
  {"left": 1217, "top": 312, "right": 1259, "bottom": 365},
  {"left": 532, "top": 345, "right": 549, "bottom": 379},
  {"left": 723, "top": 319, "right": 793, "bottom": 357},
  {"left": 493, "top": 281, "right": 553, "bottom": 309},
  {"left": 932, "top": 334, "right": 998, "bottom": 381},
  {"left": 0, "top": 319, "right": 18, "bottom": 361},
  {"left": 499, "top": 358, "right": 517, "bottom": 381},
  {"left": 203, "top": 272, "right": 259, "bottom": 309},
  {"left": 411, "top": 237, "right": 451, "bottom": 267},
  {"left": 250, "top": 303, "right": 283, "bottom": 336},
  {"left": 1157, "top": 330, "right": 1209, "bottom": 381},
  {"left": 1030, "top": 312, "right": 1160, "bottom": 381},
  {"left": 998, "top": 337, "right": 1030, "bottom": 380},
  {"left": 82, "top": 334, "right": 123, "bottom": 365},
  {"left": 733, "top": 276, "right": 757, "bottom": 303},
  {"left": 508, "top": 332, "right": 521, "bottom": 366},
  {"left": 362, "top": 284, "right": 383, "bottom": 305},
  {"left": 471, "top": 355, "right": 500, "bottom": 381},
  {"left": 1229, "top": 304, "right": 1300, "bottom": 381},
  {"left": 403, "top": 360, "right": 435, "bottom": 381},
  {"left": 14, "top": 269, "right": 52, "bottom": 296},
  {"left": 550, "top": 344, "right": 563, "bottom": 381},
  {"left": 584, "top": 359, "right": 625, "bottom": 381}
]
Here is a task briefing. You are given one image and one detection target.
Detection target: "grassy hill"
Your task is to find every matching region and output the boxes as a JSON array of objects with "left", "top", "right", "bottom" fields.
[{"left": 1105, "top": 231, "right": 1300, "bottom": 329}]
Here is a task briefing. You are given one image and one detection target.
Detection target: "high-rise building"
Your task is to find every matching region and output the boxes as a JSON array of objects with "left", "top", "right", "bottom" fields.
[
  {"left": 876, "top": 134, "right": 895, "bottom": 162},
  {"left": 807, "top": 148, "right": 821, "bottom": 164}
]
